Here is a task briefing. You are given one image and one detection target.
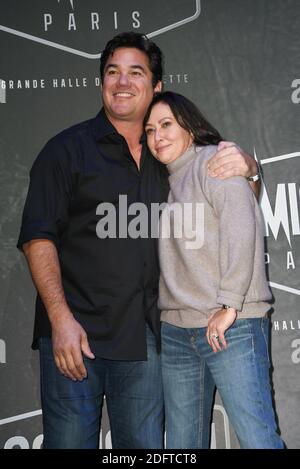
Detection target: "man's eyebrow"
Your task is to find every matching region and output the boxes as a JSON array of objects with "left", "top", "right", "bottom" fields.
[
  {"left": 130, "top": 65, "right": 146, "bottom": 72},
  {"left": 105, "top": 64, "right": 146, "bottom": 72},
  {"left": 104, "top": 64, "right": 118, "bottom": 70}
]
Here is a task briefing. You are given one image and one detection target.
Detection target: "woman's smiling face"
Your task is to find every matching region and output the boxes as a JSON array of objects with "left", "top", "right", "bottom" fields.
[{"left": 145, "top": 102, "right": 193, "bottom": 165}]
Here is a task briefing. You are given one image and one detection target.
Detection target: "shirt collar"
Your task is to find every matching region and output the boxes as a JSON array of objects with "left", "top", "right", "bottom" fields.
[
  {"left": 90, "top": 108, "right": 118, "bottom": 141},
  {"left": 91, "top": 107, "right": 147, "bottom": 145}
]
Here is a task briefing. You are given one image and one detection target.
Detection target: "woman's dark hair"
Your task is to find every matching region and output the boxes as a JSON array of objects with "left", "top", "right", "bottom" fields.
[
  {"left": 100, "top": 32, "right": 163, "bottom": 88},
  {"left": 144, "top": 91, "right": 223, "bottom": 145}
]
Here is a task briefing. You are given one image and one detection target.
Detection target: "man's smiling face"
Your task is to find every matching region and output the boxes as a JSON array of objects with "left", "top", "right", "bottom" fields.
[{"left": 102, "top": 47, "right": 161, "bottom": 124}]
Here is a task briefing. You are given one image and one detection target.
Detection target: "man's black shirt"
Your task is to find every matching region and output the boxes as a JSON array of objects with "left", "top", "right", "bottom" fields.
[{"left": 17, "top": 109, "right": 169, "bottom": 360}]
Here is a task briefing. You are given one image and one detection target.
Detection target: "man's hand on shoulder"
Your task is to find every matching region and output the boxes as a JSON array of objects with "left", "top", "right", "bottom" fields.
[{"left": 207, "top": 141, "right": 258, "bottom": 180}]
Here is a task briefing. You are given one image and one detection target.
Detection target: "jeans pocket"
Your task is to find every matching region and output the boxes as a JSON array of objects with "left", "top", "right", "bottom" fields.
[
  {"left": 55, "top": 370, "right": 100, "bottom": 400},
  {"left": 39, "top": 337, "right": 101, "bottom": 400}
]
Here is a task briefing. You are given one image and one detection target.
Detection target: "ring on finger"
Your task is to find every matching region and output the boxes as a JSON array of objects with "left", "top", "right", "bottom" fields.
[{"left": 210, "top": 333, "right": 219, "bottom": 339}]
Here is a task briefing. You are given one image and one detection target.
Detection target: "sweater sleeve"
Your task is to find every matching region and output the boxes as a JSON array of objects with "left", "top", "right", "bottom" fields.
[{"left": 210, "top": 178, "right": 256, "bottom": 311}]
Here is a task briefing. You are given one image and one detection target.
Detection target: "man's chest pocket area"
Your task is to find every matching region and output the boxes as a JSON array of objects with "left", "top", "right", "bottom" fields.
[{"left": 74, "top": 169, "right": 140, "bottom": 211}]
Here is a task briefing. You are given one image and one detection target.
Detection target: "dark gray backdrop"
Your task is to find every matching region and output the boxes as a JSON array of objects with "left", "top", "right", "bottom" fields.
[{"left": 0, "top": 0, "right": 299, "bottom": 449}]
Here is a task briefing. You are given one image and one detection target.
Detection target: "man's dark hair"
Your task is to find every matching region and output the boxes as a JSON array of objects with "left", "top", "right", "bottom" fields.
[
  {"left": 100, "top": 32, "right": 163, "bottom": 87},
  {"left": 144, "top": 91, "right": 223, "bottom": 146}
]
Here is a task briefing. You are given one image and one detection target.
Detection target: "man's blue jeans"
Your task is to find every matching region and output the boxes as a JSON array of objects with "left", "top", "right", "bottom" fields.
[
  {"left": 39, "top": 326, "right": 164, "bottom": 449},
  {"left": 161, "top": 317, "right": 284, "bottom": 449}
]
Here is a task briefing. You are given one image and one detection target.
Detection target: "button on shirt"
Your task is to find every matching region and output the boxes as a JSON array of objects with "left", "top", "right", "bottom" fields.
[{"left": 17, "top": 109, "right": 169, "bottom": 360}]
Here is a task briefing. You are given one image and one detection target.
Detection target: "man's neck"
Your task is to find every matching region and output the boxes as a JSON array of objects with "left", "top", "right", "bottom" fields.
[
  {"left": 109, "top": 116, "right": 144, "bottom": 167},
  {"left": 109, "top": 116, "right": 144, "bottom": 168},
  {"left": 110, "top": 117, "right": 143, "bottom": 145}
]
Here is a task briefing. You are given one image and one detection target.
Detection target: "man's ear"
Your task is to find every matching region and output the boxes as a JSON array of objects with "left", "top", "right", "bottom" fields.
[{"left": 154, "top": 80, "right": 162, "bottom": 93}]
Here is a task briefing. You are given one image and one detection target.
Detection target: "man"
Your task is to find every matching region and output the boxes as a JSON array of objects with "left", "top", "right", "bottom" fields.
[{"left": 17, "top": 32, "right": 260, "bottom": 449}]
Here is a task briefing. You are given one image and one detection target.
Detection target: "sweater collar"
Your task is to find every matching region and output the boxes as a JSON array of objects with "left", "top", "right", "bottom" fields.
[{"left": 167, "top": 144, "right": 200, "bottom": 175}]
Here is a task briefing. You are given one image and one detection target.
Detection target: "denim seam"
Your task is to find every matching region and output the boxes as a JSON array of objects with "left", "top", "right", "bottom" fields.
[
  {"left": 197, "top": 360, "right": 205, "bottom": 449},
  {"left": 250, "top": 320, "right": 273, "bottom": 446},
  {"left": 260, "top": 317, "right": 270, "bottom": 365},
  {"left": 187, "top": 328, "right": 209, "bottom": 449}
]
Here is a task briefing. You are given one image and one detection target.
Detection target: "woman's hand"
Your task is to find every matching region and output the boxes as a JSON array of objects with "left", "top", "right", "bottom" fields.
[{"left": 206, "top": 307, "right": 237, "bottom": 353}]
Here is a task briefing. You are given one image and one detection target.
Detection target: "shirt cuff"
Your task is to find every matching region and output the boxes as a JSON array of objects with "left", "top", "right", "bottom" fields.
[
  {"left": 217, "top": 289, "right": 245, "bottom": 311},
  {"left": 17, "top": 221, "right": 59, "bottom": 250}
]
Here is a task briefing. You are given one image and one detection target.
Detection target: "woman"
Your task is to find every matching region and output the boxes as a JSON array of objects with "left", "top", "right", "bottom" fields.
[{"left": 144, "top": 91, "right": 284, "bottom": 449}]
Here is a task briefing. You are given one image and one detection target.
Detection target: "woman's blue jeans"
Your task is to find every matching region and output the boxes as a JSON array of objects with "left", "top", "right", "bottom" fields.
[
  {"left": 39, "top": 326, "right": 164, "bottom": 449},
  {"left": 161, "top": 317, "right": 284, "bottom": 449}
]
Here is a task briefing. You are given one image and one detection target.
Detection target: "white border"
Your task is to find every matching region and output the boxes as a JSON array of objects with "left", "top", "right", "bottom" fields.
[
  {"left": 0, "top": 0, "right": 201, "bottom": 59},
  {"left": 260, "top": 151, "right": 300, "bottom": 165},
  {"left": 0, "top": 409, "right": 42, "bottom": 426},
  {"left": 259, "top": 150, "right": 300, "bottom": 296},
  {"left": 269, "top": 282, "right": 300, "bottom": 296}
]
